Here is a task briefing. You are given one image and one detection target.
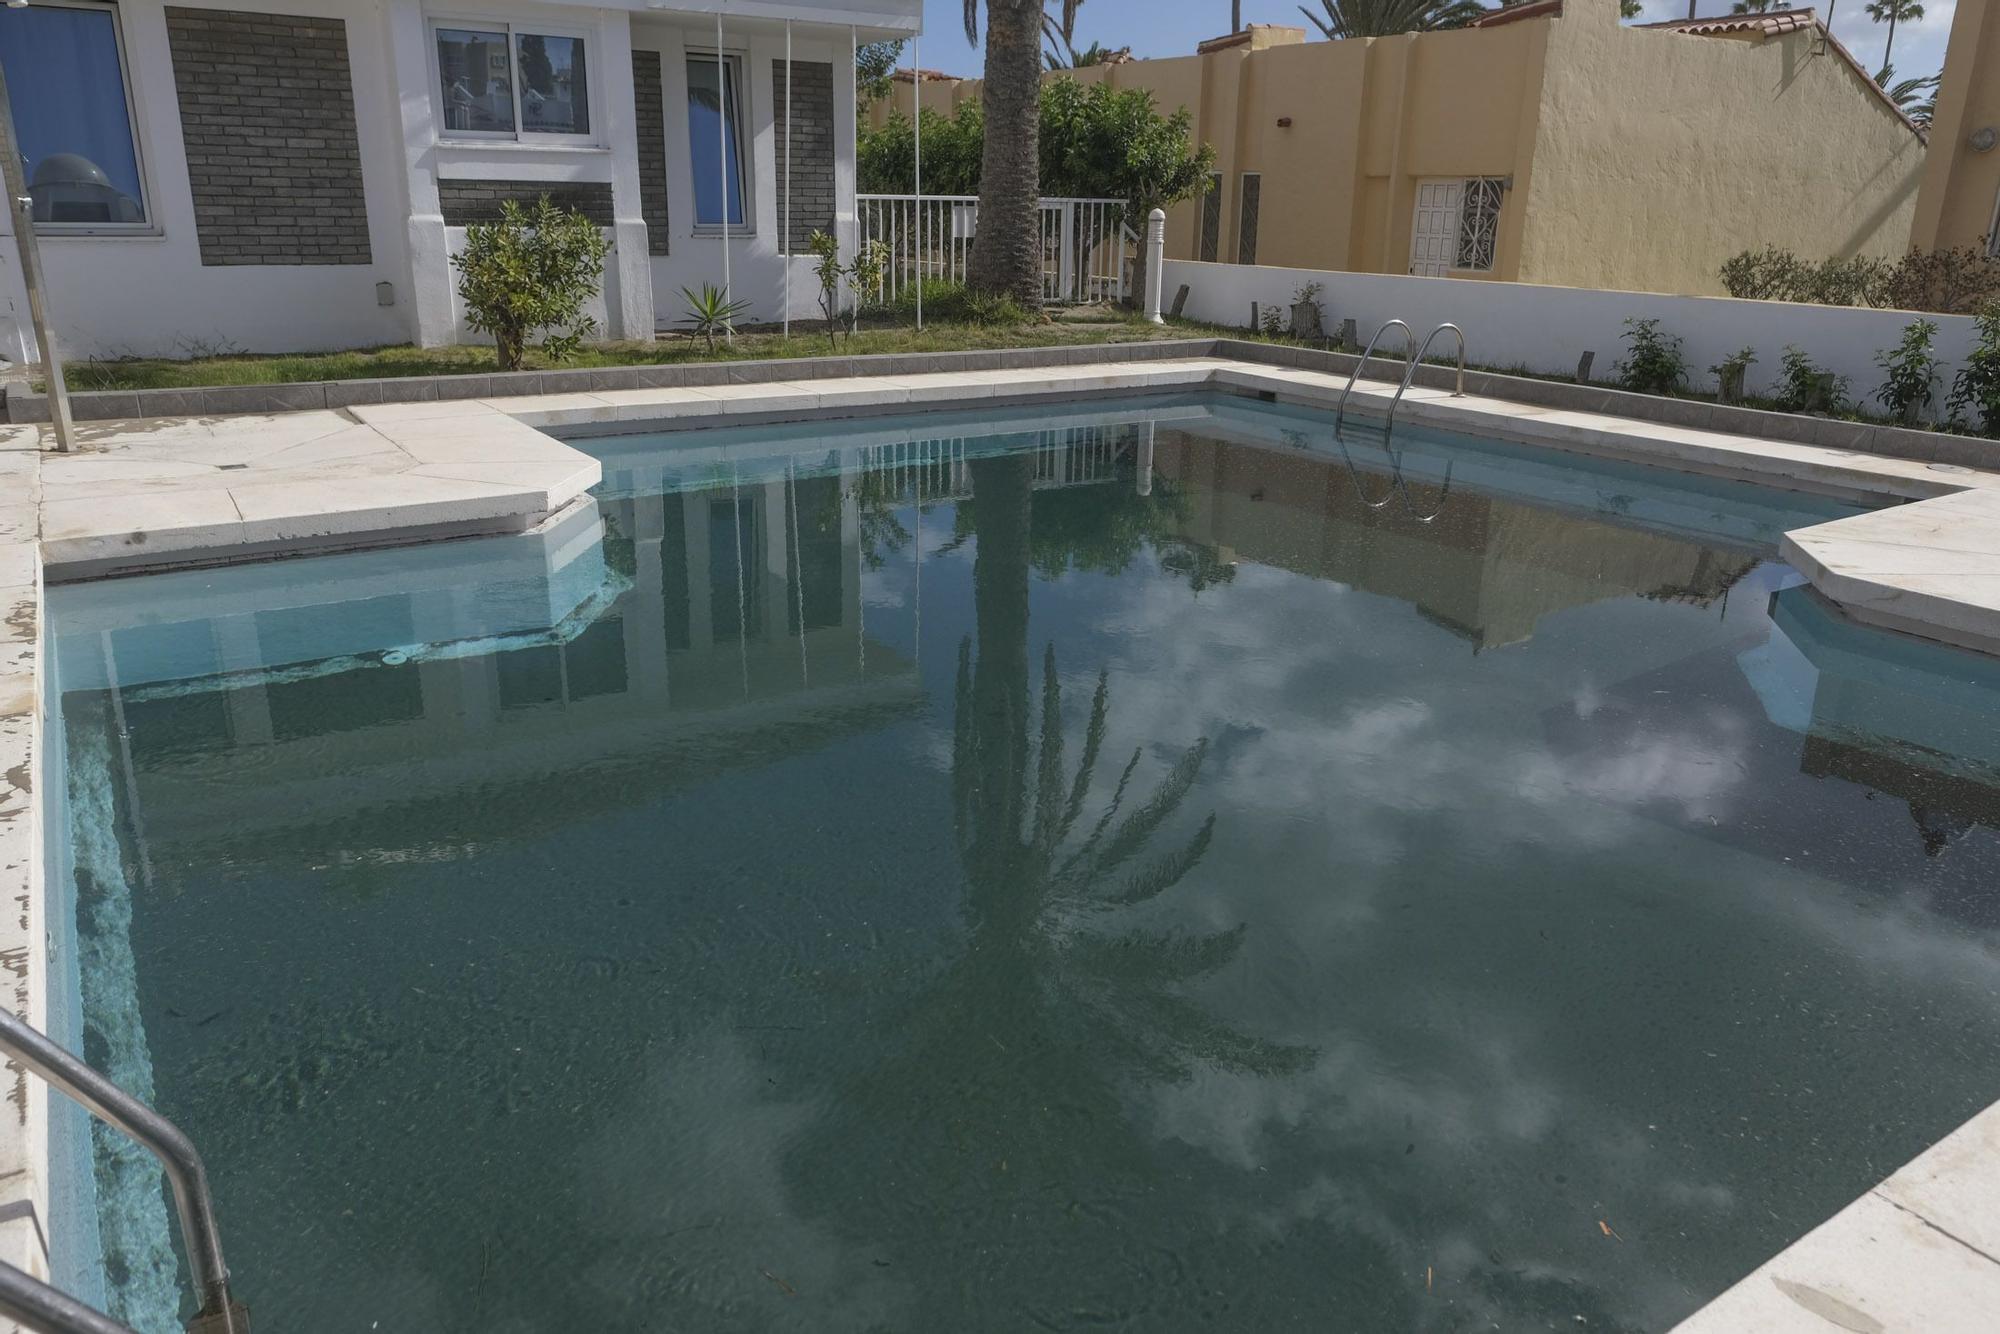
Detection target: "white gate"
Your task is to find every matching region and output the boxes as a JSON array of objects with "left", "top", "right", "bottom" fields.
[
  {"left": 857, "top": 195, "right": 1137, "bottom": 305},
  {"left": 1408, "top": 179, "right": 1463, "bottom": 278}
]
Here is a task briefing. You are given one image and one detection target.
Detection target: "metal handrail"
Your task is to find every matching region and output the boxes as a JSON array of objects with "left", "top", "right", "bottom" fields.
[
  {"left": 1334, "top": 319, "right": 1413, "bottom": 429},
  {"left": 0, "top": 1008, "right": 246, "bottom": 1334},
  {"left": 1326, "top": 422, "right": 1456, "bottom": 524},
  {"left": 1387, "top": 322, "right": 1467, "bottom": 433}
]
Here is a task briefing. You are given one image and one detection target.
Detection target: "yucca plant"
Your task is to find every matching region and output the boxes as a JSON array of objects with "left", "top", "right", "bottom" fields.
[{"left": 677, "top": 283, "right": 752, "bottom": 354}]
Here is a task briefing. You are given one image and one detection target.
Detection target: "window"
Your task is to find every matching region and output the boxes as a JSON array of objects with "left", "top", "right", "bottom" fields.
[
  {"left": 1237, "top": 173, "right": 1261, "bottom": 266},
  {"left": 1988, "top": 186, "right": 2000, "bottom": 260},
  {"left": 1198, "top": 173, "right": 1221, "bottom": 262},
  {"left": 0, "top": 1, "right": 147, "bottom": 230},
  {"left": 686, "top": 53, "right": 747, "bottom": 229},
  {"left": 1455, "top": 177, "right": 1504, "bottom": 273},
  {"left": 434, "top": 23, "right": 590, "bottom": 139}
]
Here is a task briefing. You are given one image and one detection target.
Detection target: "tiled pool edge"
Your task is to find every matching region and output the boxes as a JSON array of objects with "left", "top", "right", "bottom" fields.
[
  {"left": 9, "top": 359, "right": 2000, "bottom": 1330},
  {"left": 0, "top": 438, "right": 52, "bottom": 1309}
]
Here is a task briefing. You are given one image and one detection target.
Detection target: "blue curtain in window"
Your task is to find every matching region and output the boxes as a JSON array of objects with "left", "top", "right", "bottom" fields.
[
  {"left": 686, "top": 56, "right": 744, "bottom": 228},
  {"left": 0, "top": 5, "right": 146, "bottom": 223}
]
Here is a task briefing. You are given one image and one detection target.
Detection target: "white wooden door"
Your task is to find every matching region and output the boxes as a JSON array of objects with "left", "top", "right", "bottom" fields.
[{"left": 1409, "top": 179, "right": 1463, "bottom": 277}]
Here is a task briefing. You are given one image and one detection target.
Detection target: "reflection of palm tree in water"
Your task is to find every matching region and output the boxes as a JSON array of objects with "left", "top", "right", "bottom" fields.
[
  {"left": 791, "top": 452, "right": 1309, "bottom": 1324},
  {"left": 953, "top": 452, "right": 1299, "bottom": 1077}
]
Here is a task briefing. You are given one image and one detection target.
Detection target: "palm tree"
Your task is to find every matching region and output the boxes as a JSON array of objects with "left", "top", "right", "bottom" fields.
[
  {"left": 965, "top": 1, "right": 1049, "bottom": 303},
  {"left": 1730, "top": 0, "right": 1783, "bottom": 13},
  {"left": 1296, "top": 0, "right": 1484, "bottom": 36},
  {"left": 1878, "top": 64, "right": 1941, "bottom": 129},
  {"left": 1865, "top": 0, "right": 1924, "bottom": 74}
]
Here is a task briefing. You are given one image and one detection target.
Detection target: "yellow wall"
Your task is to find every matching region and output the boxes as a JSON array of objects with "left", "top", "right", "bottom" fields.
[
  {"left": 862, "top": 4, "right": 1926, "bottom": 297},
  {"left": 1912, "top": 0, "right": 2000, "bottom": 253},
  {"left": 1519, "top": 2, "right": 1926, "bottom": 296}
]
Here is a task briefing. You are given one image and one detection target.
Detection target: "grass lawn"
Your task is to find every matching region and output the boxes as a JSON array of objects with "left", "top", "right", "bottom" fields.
[{"left": 61, "top": 313, "right": 1186, "bottom": 392}]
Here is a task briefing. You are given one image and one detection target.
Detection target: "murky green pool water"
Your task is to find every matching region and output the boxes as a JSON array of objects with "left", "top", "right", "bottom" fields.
[{"left": 49, "top": 396, "right": 2000, "bottom": 1332}]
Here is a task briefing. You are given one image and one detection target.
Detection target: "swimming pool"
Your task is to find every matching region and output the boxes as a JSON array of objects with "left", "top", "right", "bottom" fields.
[{"left": 45, "top": 394, "right": 2000, "bottom": 1332}]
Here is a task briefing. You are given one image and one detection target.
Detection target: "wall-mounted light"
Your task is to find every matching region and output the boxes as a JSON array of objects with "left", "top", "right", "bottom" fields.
[{"left": 1972, "top": 126, "right": 1999, "bottom": 153}]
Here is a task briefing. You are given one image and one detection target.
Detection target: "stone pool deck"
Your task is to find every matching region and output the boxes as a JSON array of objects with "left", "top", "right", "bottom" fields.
[{"left": 3, "top": 351, "right": 2000, "bottom": 1329}]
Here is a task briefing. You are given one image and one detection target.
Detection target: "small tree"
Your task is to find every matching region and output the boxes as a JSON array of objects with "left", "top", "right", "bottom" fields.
[
  {"left": 1873, "top": 318, "right": 1941, "bottom": 424},
  {"left": 1614, "top": 318, "right": 1688, "bottom": 396},
  {"left": 1948, "top": 304, "right": 2000, "bottom": 438},
  {"left": 855, "top": 38, "right": 905, "bottom": 110},
  {"left": 847, "top": 239, "right": 889, "bottom": 331},
  {"left": 808, "top": 230, "right": 845, "bottom": 350},
  {"left": 452, "top": 196, "right": 609, "bottom": 371}
]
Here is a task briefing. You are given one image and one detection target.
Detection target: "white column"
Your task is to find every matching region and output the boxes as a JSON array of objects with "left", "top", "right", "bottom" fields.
[
  {"left": 601, "top": 13, "right": 654, "bottom": 341},
  {"left": 1145, "top": 207, "right": 1167, "bottom": 324},
  {"left": 384, "top": 0, "right": 454, "bottom": 345},
  {"left": 783, "top": 20, "right": 792, "bottom": 338},
  {"left": 912, "top": 35, "right": 923, "bottom": 331},
  {"left": 717, "top": 7, "right": 731, "bottom": 339}
]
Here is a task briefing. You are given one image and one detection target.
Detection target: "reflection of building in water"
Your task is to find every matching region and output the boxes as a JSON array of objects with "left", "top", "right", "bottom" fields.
[
  {"left": 57, "top": 479, "right": 922, "bottom": 872},
  {"left": 1151, "top": 428, "right": 1756, "bottom": 651},
  {"left": 60, "top": 421, "right": 1152, "bottom": 875}
]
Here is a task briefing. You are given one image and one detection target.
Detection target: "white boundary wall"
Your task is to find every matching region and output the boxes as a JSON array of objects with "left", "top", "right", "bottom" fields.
[{"left": 1163, "top": 260, "right": 1985, "bottom": 415}]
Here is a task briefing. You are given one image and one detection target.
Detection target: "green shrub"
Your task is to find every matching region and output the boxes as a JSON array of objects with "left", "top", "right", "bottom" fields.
[
  {"left": 1873, "top": 318, "right": 1942, "bottom": 424},
  {"left": 1614, "top": 318, "right": 1688, "bottom": 395},
  {"left": 451, "top": 195, "right": 609, "bottom": 371},
  {"left": 1721, "top": 242, "right": 2000, "bottom": 314},
  {"left": 1948, "top": 303, "right": 2000, "bottom": 438},
  {"left": 1719, "top": 246, "right": 1888, "bottom": 307},
  {"left": 677, "top": 283, "right": 752, "bottom": 354},
  {"left": 880, "top": 279, "right": 1026, "bottom": 327},
  {"left": 1775, "top": 345, "right": 1849, "bottom": 414}
]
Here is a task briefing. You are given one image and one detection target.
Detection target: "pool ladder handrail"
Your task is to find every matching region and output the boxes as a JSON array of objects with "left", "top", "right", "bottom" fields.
[
  {"left": 1335, "top": 320, "right": 1469, "bottom": 436},
  {"left": 0, "top": 1007, "right": 247, "bottom": 1334},
  {"left": 1387, "top": 322, "right": 1467, "bottom": 432},
  {"left": 1323, "top": 422, "right": 1457, "bottom": 525},
  {"left": 1334, "top": 319, "right": 1413, "bottom": 430}
]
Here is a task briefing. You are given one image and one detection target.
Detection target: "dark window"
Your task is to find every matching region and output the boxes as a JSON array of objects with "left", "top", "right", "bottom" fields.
[
  {"left": 1199, "top": 173, "right": 1222, "bottom": 263},
  {"left": 1237, "top": 174, "right": 1261, "bottom": 267}
]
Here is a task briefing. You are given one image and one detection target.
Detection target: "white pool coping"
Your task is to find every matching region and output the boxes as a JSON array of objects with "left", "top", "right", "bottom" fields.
[{"left": 4, "top": 357, "right": 2000, "bottom": 1330}]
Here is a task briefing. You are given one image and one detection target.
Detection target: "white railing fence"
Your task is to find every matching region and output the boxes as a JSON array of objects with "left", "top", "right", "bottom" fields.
[{"left": 857, "top": 195, "right": 1137, "bottom": 306}]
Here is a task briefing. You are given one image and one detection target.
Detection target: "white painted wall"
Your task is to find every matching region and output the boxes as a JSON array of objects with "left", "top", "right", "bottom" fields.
[
  {"left": 639, "top": 17, "right": 856, "bottom": 332},
  {"left": 0, "top": 0, "right": 869, "bottom": 364},
  {"left": 0, "top": 0, "right": 415, "bottom": 361},
  {"left": 1163, "top": 260, "right": 1986, "bottom": 417}
]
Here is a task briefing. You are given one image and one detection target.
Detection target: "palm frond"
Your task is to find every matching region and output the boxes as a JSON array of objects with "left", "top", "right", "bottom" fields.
[
  {"left": 1104, "top": 813, "right": 1215, "bottom": 907},
  {"left": 1065, "top": 736, "right": 1211, "bottom": 886}
]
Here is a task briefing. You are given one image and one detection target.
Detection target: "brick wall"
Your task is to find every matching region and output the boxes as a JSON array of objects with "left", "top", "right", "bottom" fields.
[
  {"left": 436, "top": 181, "right": 615, "bottom": 228},
  {"left": 631, "top": 50, "right": 671, "bottom": 256},
  {"left": 772, "top": 60, "right": 835, "bottom": 252},
  {"left": 164, "top": 8, "right": 371, "bottom": 266}
]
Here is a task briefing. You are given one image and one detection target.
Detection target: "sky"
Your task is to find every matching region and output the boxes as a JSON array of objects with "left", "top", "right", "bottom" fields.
[{"left": 911, "top": 0, "right": 1959, "bottom": 86}]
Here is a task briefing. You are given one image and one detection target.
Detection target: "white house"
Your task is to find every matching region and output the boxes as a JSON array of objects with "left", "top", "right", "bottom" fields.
[{"left": 0, "top": 0, "right": 921, "bottom": 361}]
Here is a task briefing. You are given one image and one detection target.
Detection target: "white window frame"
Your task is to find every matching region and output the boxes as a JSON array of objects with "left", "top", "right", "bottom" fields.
[
  {"left": 683, "top": 48, "right": 754, "bottom": 237},
  {"left": 428, "top": 15, "right": 599, "bottom": 146},
  {"left": 13, "top": 0, "right": 156, "bottom": 237}
]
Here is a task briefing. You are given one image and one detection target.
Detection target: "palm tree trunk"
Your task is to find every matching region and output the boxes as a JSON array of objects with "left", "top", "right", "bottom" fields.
[
  {"left": 1884, "top": 11, "right": 1898, "bottom": 73},
  {"left": 967, "top": 0, "right": 1045, "bottom": 304}
]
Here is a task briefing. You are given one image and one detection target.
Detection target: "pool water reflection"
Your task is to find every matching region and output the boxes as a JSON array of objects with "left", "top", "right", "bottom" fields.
[{"left": 49, "top": 397, "right": 2000, "bottom": 1333}]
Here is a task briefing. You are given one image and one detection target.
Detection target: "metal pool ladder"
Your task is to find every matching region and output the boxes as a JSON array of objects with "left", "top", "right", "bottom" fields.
[
  {"left": 0, "top": 1008, "right": 248, "bottom": 1334},
  {"left": 1335, "top": 319, "right": 1468, "bottom": 434}
]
